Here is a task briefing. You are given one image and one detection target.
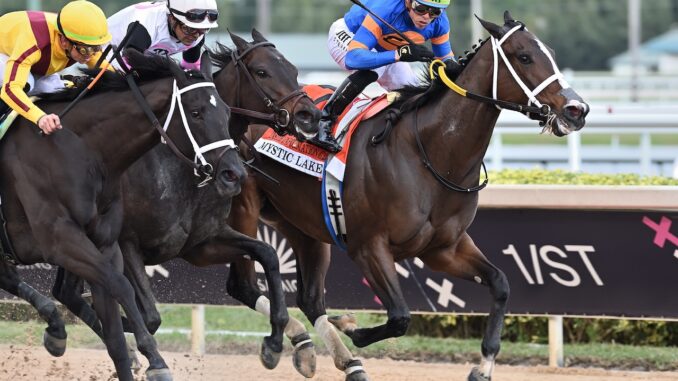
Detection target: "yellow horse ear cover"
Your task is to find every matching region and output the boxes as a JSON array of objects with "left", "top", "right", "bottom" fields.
[{"left": 57, "top": 1, "right": 112, "bottom": 45}]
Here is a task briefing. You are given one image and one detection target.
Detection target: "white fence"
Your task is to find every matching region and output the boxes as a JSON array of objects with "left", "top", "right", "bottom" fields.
[{"left": 491, "top": 106, "right": 678, "bottom": 177}]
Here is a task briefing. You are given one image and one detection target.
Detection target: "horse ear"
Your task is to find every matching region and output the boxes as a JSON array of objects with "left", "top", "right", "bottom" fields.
[
  {"left": 228, "top": 29, "right": 250, "bottom": 52},
  {"left": 199, "top": 51, "right": 213, "bottom": 81},
  {"left": 475, "top": 14, "right": 504, "bottom": 39},
  {"left": 251, "top": 28, "right": 268, "bottom": 43},
  {"left": 503, "top": 10, "right": 515, "bottom": 24}
]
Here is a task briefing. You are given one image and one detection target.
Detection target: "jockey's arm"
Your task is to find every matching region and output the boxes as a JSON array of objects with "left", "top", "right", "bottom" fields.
[
  {"left": 0, "top": 40, "right": 47, "bottom": 124},
  {"left": 431, "top": 32, "right": 455, "bottom": 62},
  {"left": 345, "top": 15, "right": 397, "bottom": 71},
  {"left": 181, "top": 38, "right": 204, "bottom": 70}
]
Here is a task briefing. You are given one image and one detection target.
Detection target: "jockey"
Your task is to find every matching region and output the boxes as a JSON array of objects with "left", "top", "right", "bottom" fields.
[
  {"left": 0, "top": 1, "right": 111, "bottom": 135},
  {"left": 312, "top": 0, "right": 455, "bottom": 152},
  {"left": 107, "top": 0, "right": 218, "bottom": 71}
]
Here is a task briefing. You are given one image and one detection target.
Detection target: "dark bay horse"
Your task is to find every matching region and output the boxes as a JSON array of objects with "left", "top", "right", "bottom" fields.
[
  {"left": 0, "top": 50, "right": 245, "bottom": 381},
  {"left": 51, "top": 30, "right": 320, "bottom": 376},
  {"left": 227, "top": 12, "right": 590, "bottom": 381}
]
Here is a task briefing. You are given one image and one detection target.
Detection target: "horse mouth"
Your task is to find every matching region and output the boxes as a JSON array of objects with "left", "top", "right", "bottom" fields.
[{"left": 545, "top": 101, "right": 589, "bottom": 137}]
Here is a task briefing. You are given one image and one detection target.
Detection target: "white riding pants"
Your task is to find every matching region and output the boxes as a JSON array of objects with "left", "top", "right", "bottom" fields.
[{"left": 327, "top": 18, "right": 420, "bottom": 91}]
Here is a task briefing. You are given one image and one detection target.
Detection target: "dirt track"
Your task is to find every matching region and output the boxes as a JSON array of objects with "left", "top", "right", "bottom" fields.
[{"left": 1, "top": 345, "right": 677, "bottom": 381}]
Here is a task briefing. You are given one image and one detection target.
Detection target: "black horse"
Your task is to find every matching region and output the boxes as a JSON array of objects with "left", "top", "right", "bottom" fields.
[
  {"left": 226, "top": 12, "right": 590, "bottom": 381},
  {"left": 51, "top": 31, "right": 320, "bottom": 376},
  {"left": 0, "top": 50, "right": 246, "bottom": 381}
]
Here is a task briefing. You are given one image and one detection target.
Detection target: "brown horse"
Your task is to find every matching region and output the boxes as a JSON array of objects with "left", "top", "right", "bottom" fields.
[
  {"left": 0, "top": 50, "right": 245, "bottom": 381},
  {"left": 227, "top": 12, "right": 589, "bottom": 381},
  {"left": 50, "top": 30, "right": 320, "bottom": 376}
]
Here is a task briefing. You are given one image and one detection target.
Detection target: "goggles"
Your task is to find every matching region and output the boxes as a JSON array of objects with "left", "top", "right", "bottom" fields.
[
  {"left": 170, "top": 8, "right": 219, "bottom": 23},
  {"left": 411, "top": 1, "right": 443, "bottom": 18},
  {"left": 177, "top": 22, "right": 209, "bottom": 37},
  {"left": 70, "top": 42, "right": 102, "bottom": 56}
]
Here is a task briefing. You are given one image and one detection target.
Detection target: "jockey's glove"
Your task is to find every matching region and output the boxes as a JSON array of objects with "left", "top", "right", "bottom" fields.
[
  {"left": 445, "top": 59, "right": 464, "bottom": 80},
  {"left": 397, "top": 44, "right": 435, "bottom": 63}
]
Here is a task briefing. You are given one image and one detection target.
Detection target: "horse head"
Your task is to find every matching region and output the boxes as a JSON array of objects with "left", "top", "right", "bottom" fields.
[
  {"left": 126, "top": 48, "right": 245, "bottom": 197},
  {"left": 212, "top": 30, "right": 319, "bottom": 141},
  {"left": 477, "top": 11, "right": 589, "bottom": 136}
]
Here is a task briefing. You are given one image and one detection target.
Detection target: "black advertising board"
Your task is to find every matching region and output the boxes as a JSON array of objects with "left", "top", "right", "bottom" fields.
[{"left": 3, "top": 209, "right": 677, "bottom": 318}]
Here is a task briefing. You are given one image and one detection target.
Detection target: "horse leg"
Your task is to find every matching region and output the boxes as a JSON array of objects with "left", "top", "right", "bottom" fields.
[
  {"left": 181, "top": 227, "right": 289, "bottom": 370},
  {"left": 228, "top": 176, "right": 316, "bottom": 376},
  {"left": 42, "top": 224, "right": 170, "bottom": 381},
  {"left": 331, "top": 239, "right": 411, "bottom": 348},
  {"left": 0, "top": 260, "right": 67, "bottom": 356},
  {"left": 272, "top": 221, "right": 369, "bottom": 381},
  {"left": 121, "top": 239, "right": 162, "bottom": 334},
  {"left": 52, "top": 267, "right": 142, "bottom": 370},
  {"left": 420, "top": 233, "right": 509, "bottom": 381}
]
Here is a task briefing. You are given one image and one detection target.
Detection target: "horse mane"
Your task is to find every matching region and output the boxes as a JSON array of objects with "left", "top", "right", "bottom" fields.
[
  {"left": 39, "top": 49, "right": 203, "bottom": 102},
  {"left": 208, "top": 42, "right": 235, "bottom": 73},
  {"left": 392, "top": 37, "right": 490, "bottom": 113}
]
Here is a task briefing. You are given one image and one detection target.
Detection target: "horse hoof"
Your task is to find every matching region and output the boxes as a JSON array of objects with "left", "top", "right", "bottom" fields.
[
  {"left": 346, "top": 370, "right": 370, "bottom": 381},
  {"left": 146, "top": 367, "right": 173, "bottom": 381},
  {"left": 43, "top": 330, "right": 67, "bottom": 357},
  {"left": 259, "top": 338, "right": 282, "bottom": 370},
  {"left": 467, "top": 367, "right": 491, "bottom": 381},
  {"left": 292, "top": 343, "right": 316, "bottom": 378}
]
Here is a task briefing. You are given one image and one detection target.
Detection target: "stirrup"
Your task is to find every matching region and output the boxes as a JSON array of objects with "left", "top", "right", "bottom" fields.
[{"left": 309, "top": 136, "right": 341, "bottom": 153}]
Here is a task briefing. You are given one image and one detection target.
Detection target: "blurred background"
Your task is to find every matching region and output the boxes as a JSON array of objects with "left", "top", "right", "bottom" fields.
[{"left": 2, "top": 0, "right": 678, "bottom": 176}]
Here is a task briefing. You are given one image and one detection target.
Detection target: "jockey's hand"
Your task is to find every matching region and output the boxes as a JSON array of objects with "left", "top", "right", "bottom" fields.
[
  {"left": 397, "top": 44, "right": 435, "bottom": 63},
  {"left": 37, "top": 114, "right": 62, "bottom": 135}
]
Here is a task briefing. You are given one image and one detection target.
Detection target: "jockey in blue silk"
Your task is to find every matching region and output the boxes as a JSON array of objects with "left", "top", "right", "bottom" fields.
[{"left": 310, "top": 0, "right": 455, "bottom": 152}]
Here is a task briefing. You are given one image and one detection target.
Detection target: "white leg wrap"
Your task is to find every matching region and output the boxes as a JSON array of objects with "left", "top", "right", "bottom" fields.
[
  {"left": 345, "top": 364, "right": 365, "bottom": 375},
  {"left": 314, "top": 315, "right": 353, "bottom": 369},
  {"left": 480, "top": 355, "right": 495, "bottom": 377},
  {"left": 254, "top": 295, "right": 271, "bottom": 315}
]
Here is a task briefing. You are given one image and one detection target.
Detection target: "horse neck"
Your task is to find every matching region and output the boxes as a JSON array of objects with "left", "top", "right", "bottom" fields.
[
  {"left": 79, "top": 79, "right": 171, "bottom": 177},
  {"left": 214, "top": 65, "right": 258, "bottom": 141},
  {"left": 413, "top": 49, "right": 501, "bottom": 184}
]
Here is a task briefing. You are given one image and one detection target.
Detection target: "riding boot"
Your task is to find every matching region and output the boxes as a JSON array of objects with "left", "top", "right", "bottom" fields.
[{"left": 309, "top": 70, "right": 379, "bottom": 153}]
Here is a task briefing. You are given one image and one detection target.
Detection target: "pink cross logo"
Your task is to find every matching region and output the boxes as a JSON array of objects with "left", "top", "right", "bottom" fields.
[{"left": 642, "top": 216, "right": 678, "bottom": 258}]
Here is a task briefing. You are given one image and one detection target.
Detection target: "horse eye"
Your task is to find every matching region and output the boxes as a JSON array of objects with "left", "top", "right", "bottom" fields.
[
  {"left": 255, "top": 70, "right": 268, "bottom": 78},
  {"left": 191, "top": 110, "right": 201, "bottom": 118},
  {"left": 518, "top": 54, "right": 532, "bottom": 64}
]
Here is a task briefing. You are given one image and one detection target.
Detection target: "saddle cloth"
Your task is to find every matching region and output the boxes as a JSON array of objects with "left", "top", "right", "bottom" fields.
[{"left": 253, "top": 85, "right": 391, "bottom": 249}]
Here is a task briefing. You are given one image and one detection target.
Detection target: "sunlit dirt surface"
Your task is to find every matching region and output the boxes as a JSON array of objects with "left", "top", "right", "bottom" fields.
[{"left": 1, "top": 345, "right": 678, "bottom": 381}]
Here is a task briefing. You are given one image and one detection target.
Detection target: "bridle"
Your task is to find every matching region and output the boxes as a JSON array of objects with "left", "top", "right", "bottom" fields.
[
  {"left": 227, "top": 41, "right": 310, "bottom": 135},
  {"left": 419, "top": 22, "right": 570, "bottom": 192},
  {"left": 125, "top": 74, "right": 237, "bottom": 187}
]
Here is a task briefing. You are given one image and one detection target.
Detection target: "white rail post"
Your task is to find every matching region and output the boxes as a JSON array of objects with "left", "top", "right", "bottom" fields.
[
  {"left": 548, "top": 315, "right": 564, "bottom": 367},
  {"left": 567, "top": 132, "right": 581, "bottom": 172},
  {"left": 191, "top": 305, "right": 206, "bottom": 356},
  {"left": 640, "top": 132, "right": 651, "bottom": 175},
  {"left": 491, "top": 131, "right": 503, "bottom": 171}
]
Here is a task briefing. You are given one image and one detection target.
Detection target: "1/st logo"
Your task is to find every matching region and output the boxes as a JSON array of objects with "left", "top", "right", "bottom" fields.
[{"left": 503, "top": 244, "right": 604, "bottom": 287}]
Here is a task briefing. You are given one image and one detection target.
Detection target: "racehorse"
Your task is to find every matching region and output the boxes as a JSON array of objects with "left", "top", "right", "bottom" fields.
[
  {"left": 227, "top": 12, "right": 590, "bottom": 381},
  {"left": 51, "top": 30, "right": 320, "bottom": 376},
  {"left": 0, "top": 49, "right": 244, "bottom": 381}
]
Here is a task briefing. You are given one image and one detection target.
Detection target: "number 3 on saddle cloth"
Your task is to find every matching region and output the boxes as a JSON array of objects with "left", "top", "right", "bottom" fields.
[{"left": 253, "top": 84, "right": 391, "bottom": 249}]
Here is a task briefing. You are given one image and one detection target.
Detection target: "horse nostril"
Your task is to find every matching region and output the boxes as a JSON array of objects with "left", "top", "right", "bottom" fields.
[
  {"left": 565, "top": 105, "right": 583, "bottom": 120},
  {"left": 221, "top": 169, "right": 238, "bottom": 183},
  {"left": 295, "top": 111, "right": 312, "bottom": 124}
]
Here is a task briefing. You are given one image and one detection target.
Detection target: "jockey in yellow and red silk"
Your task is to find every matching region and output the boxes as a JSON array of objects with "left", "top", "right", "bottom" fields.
[
  {"left": 310, "top": 0, "right": 455, "bottom": 152},
  {"left": 0, "top": 1, "right": 111, "bottom": 135}
]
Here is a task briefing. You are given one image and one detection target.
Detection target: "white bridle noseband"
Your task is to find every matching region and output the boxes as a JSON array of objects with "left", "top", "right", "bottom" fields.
[
  {"left": 491, "top": 24, "right": 571, "bottom": 112},
  {"left": 161, "top": 80, "right": 237, "bottom": 178}
]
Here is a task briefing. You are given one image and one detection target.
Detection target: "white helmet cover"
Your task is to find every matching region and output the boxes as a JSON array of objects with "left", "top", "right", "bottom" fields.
[{"left": 168, "top": 0, "right": 219, "bottom": 29}]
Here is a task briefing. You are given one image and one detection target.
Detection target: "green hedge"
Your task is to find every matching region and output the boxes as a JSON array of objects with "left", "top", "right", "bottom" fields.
[{"left": 488, "top": 169, "right": 678, "bottom": 186}]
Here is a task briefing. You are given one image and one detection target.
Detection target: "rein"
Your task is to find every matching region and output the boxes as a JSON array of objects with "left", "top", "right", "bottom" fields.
[
  {"left": 227, "top": 41, "right": 310, "bottom": 134},
  {"left": 429, "top": 24, "right": 569, "bottom": 118},
  {"left": 124, "top": 74, "right": 236, "bottom": 187}
]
